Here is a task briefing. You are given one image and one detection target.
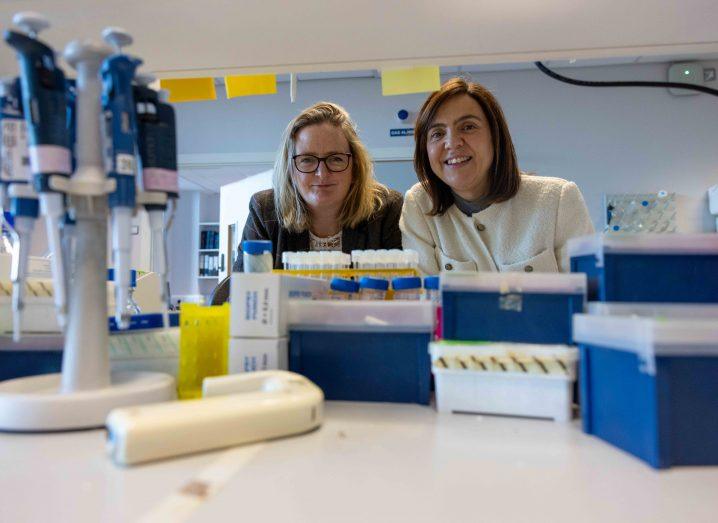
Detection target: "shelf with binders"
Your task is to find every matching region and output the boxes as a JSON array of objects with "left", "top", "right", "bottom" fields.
[{"left": 198, "top": 222, "right": 222, "bottom": 279}]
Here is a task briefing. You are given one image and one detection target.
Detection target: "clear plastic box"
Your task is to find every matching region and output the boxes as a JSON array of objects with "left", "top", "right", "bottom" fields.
[{"left": 430, "top": 341, "right": 578, "bottom": 421}]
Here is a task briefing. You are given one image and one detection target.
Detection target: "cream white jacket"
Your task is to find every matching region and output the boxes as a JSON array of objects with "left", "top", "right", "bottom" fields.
[{"left": 400, "top": 175, "right": 595, "bottom": 275}]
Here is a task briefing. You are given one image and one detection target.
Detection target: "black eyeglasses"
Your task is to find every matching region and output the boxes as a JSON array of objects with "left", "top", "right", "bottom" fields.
[{"left": 292, "top": 153, "right": 352, "bottom": 173}]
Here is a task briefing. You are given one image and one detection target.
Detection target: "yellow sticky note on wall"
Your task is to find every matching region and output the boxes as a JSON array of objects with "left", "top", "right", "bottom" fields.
[
  {"left": 225, "top": 75, "right": 277, "bottom": 98},
  {"left": 381, "top": 66, "right": 441, "bottom": 96},
  {"left": 159, "top": 78, "right": 217, "bottom": 103}
]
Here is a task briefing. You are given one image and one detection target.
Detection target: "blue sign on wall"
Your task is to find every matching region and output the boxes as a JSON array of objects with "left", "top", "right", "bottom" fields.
[{"left": 390, "top": 128, "right": 414, "bottom": 137}]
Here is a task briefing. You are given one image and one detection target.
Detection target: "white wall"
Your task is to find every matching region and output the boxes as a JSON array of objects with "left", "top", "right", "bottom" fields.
[
  {"left": 175, "top": 61, "right": 718, "bottom": 232},
  {"left": 218, "top": 170, "right": 273, "bottom": 278},
  {"left": 167, "top": 190, "right": 199, "bottom": 300}
]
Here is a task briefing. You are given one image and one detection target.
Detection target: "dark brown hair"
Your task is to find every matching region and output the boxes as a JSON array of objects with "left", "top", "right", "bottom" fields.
[{"left": 414, "top": 77, "right": 520, "bottom": 215}]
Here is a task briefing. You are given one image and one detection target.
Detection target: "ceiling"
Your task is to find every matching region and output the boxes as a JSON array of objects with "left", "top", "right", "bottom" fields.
[{"left": 1, "top": 1, "right": 716, "bottom": 79}]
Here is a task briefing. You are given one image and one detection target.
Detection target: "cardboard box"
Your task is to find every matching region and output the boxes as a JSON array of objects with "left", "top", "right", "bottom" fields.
[
  {"left": 229, "top": 273, "right": 327, "bottom": 338},
  {"left": 229, "top": 337, "right": 288, "bottom": 373}
]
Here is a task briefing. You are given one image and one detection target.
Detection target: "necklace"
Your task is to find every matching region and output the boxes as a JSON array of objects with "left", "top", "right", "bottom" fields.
[{"left": 309, "top": 230, "right": 342, "bottom": 251}]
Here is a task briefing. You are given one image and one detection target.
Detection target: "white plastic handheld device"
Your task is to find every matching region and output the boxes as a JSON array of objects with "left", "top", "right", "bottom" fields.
[{"left": 106, "top": 371, "right": 324, "bottom": 466}]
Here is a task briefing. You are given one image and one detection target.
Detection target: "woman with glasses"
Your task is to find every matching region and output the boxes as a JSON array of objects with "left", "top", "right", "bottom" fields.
[
  {"left": 401, "top": 77, "right": 594, "bottom": 275},
  {"left": 210, "top": 102, "right": 402, "bottom": 303}
]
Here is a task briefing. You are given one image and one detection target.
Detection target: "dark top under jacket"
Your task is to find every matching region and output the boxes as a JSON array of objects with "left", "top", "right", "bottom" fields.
[{"left": 210, "top": 187, "right": 403, "bottom": 304}]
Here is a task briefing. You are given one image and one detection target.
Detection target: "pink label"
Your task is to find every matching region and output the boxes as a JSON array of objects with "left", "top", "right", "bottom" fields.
[
  {"left": 29, "top": 144, "right": 72, "bottom": 175},
  {"left": 143, "top": 168, "right": 179, "bottom": 193},
  {"left": 434, "top": 306, "right": 442, "bottom": 340}
]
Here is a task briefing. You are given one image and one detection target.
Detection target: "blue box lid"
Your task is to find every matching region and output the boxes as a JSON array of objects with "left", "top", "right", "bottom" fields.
[
  {"left": 568, "top": 233, "right": 718, "bottom": 259},
  {"left": 288, "top": 300, "right": 434, "bottom": 332},
  {"left": 573, "top": 310, "right": 718, "bottom": 375},
  {"left": 441, "top": 271, "right": 586, "bottom": 295}
]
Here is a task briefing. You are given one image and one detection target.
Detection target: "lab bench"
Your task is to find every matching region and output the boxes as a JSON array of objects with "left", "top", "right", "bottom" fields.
[{"left": 1, "top": 402, "right": 717, "bottom": 522}]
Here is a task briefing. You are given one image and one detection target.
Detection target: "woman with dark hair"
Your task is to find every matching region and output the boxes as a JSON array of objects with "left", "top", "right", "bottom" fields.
[{"left": 400, "top": 77, "right": 593, "bottom": 275}]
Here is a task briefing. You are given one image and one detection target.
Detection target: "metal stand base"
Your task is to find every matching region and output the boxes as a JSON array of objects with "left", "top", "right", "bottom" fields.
[{"left": 0, "top": 371, "right": 176, "bottom": 432}]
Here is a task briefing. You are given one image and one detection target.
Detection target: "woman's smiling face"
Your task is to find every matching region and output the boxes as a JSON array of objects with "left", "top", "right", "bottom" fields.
[
  {"left": 292, "top": 123, "right": 353, "bottom": 214},
  {"left": 426, "top": 94, "right": 494, "bottom": 201}
]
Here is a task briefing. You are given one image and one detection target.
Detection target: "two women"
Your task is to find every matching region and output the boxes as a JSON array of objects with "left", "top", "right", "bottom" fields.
[{"left": 217, "top": 78, "right": 593, "bottom": 304}]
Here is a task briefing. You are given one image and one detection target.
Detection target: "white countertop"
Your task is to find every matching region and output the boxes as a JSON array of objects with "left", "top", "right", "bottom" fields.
[{"left": 1, "top": 402, "right": 717, "bottom": 522}]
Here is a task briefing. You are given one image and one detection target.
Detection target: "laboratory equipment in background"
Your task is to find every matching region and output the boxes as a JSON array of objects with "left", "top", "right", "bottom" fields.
[
  {"left": 351, "top": 248, "right": 419, "bottom": 270},
  {"left": 0, "top": 78, "right": 25, "bottom": 243},
  {"left": 430, "top": 341, "right": 578, "bottom": 422},
  {"left": 134, "top": 72, "right": 179, "bottom": 326},
  {"left": 0, "top": 309, "right": 180, "bottom": 383},
  {"left": 101, "top": 27, "right": 141, "bottom": 329},
  {"left": 0, "top": 15, "right": 176, "bottom": 432},
  {"left": 6, "top": 14, "right": 72, "bottom": 334},
  {"left": 177, "top": 302, "right": 229, "bottom": 399},
  {"left": 107, "top": 268, "right": 141, "bottom": 316},
  {"left": 0, "top": 252, "right": 168, "bottom": 335},
  {"left": 568, "top": 233, "right": 718, "bottom": 303},
  {"left": 107, "top": 371, "right": 324, "bottom": 466},
  {"left": 604, "top": 191, "right": 676, "bottom": 233},
  {"left": 287, "top": 300, "right": 434, "bottom": 404},
  {"left": 282, "top": 250, "right": 351, "bottom": 271},
  {"left": 440, "top": 272, "right": 587, "bottom": 344},
  {"left": 573, "top": 303, "right": 718, "bottom": 468},
  {"left": 242, "top": 239, "right": 272, "bottom": 272},
  {"left": 279, "top": 248, "right": 418, "bottom": 273},
  {"left": 0, "top": 74, "right": 39, "bottom": 341},
  {"left": 0, "top": 213, "right": 11, "bottom": 254}
]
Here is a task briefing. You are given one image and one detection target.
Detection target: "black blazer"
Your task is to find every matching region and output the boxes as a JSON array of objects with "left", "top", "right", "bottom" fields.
[{"left": 210, "top": 187, "right": 403, "bottom": 304}]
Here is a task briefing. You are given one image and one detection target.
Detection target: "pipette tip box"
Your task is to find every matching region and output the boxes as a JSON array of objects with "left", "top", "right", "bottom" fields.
[
  {"left": 574, "top": 304, "right": 718, "bottom": 468},
  {"left": 568, "top": 233, "right": 718, "bottom": 303},
  {"left": 440, "top": 272, "right": 586, "bottom": 344},
  {"left": 0, "top": 313, "right": 180, "bottom": 381},
  {"left": 288, "top": 300, "right": 434, "bottom": 404},
  {"left": 430, "top": 341, "right": 578, "bottom": 421}
]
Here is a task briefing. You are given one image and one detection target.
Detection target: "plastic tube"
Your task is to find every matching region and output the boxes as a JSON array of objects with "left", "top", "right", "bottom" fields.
[
  {"left": 359, "top": 276, "right": 388, "bottom": 300},
  {"left": 242, "top": 240, "right": 273, "bottom": 273},
  {"left": 392, "top": 276, "right": 422, "bottom": 300},
  {"left": 329, "top": 277, "right": 359, "bottom": 300}
]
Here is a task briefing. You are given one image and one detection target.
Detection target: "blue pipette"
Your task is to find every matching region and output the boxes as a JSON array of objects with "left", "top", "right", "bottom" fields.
[
  {"left": 134, "top": 76, "right": 179, "bottom": 327},
  {"left": 0, "top": 76, "right": 38, "bottom": 341},
  {"left": 5, "top": 12, "right": 72, "bottom": 331},
  {"left": 101, "top": 27, "right": 141, "bottom": 329}
]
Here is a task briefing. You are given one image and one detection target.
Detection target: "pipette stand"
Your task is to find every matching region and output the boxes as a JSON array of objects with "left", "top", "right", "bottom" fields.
[{"left": 0, "top": 39, "right": 175, "bottom": 432}]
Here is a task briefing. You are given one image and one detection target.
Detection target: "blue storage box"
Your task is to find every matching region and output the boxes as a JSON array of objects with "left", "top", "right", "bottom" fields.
[
  {"left": 0, "top": 313, "right": 179, "bottom": 381},
  {"left": 288, "top": 300, "right": 434, "bottom": 404},
  {"left": 441, "top": 272, "right": 586, "bottom": 344},
  {"left": 568, "top": 233, "right": 718, "bottom": 303},
  {"left": 574, "top": 304, "right": 718, "bottom": 469}
]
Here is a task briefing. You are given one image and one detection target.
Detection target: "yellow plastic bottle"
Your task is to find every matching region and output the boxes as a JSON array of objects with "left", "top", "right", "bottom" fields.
[{"left": 177, "top": 302, "right": 230, "bottom": 399}]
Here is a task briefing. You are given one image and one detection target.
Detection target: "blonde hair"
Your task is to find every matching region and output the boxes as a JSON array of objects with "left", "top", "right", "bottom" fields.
[{"left": 273, "top": 101, "right": 387, "bottom": 233}]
